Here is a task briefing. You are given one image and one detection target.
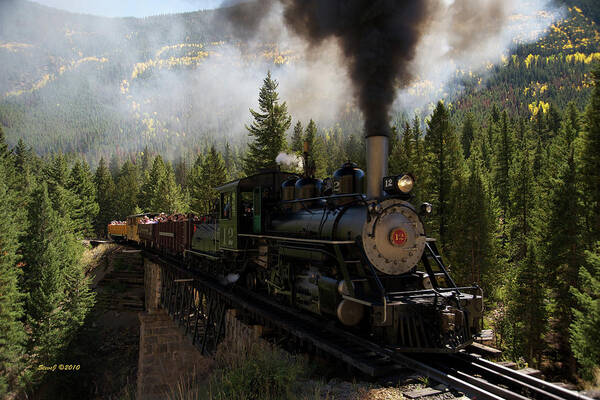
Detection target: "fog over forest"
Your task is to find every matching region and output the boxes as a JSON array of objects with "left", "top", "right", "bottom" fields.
[{"left": 0, "top": 0, "right": 561, "bottom": 163}]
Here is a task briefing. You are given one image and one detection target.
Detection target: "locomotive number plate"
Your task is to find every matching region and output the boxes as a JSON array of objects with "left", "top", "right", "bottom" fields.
[{"left": 390, "top": 229, "right": 407, "bottom": 246}]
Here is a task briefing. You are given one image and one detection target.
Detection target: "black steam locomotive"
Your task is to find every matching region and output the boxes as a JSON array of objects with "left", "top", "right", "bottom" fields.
[{"left": 181, "top": 137, "right": 483, "bottom": 352}]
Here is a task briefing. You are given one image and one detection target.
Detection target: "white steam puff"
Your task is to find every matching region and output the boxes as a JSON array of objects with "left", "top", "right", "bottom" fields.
[{"left": 276, "top": 152, "right": 303, "bottom": 169}]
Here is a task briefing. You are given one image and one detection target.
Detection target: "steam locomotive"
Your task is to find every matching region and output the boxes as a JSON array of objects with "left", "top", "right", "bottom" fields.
[{"left": 116, "top": 137, "right": 483, "bottom": 352}]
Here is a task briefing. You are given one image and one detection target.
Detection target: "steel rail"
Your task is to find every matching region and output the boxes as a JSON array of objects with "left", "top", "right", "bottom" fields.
[
  {"left": 456, "top": 353, "right": 592, "bottom": 400},
  {"left": 143, "top": 248, "right": 592, "bottom": 400}
]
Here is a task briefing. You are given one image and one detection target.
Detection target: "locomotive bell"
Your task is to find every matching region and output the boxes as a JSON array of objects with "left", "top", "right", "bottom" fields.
[{"left": 362, "top": 199, "right": 426, "bottom": 275}]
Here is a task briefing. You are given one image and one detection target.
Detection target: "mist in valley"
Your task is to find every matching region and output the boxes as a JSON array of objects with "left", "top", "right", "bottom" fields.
[{"left": 0, "top": 0, "right": 563, "bottom": 163}]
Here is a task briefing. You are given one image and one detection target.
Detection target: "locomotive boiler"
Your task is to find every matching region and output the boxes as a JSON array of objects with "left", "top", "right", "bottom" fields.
[{"left": 179, "top": 135, "right": 483, "bottom": 352}]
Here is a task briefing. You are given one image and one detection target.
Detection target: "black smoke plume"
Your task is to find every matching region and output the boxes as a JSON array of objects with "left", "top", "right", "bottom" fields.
[
  {"left": 224, "top": 0, "right": 431, "bottom": 138},
  {"left": 280, "top": 0, "right": 430, "bottom": 138}
]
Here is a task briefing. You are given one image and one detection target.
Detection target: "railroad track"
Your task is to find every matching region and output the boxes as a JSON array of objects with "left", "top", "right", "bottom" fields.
[{"left": 150, "top": 252, "right": 593, "bottom": 400}]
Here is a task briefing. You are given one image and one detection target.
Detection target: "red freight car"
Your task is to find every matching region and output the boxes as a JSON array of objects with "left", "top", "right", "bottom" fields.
[{"left": 156, "top": 214, "right": 196, "bottom": 256}]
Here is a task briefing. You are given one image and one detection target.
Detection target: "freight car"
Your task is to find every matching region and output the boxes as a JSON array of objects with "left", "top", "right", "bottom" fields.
[{"left": 122, "top": 143, "right": 483, "bottom": 352}]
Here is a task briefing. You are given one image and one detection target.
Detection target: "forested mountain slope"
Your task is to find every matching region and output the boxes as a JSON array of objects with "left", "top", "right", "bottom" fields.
[
  {"left": 0, "top": 0, "right": 599, "bottom": 164},
  {"left": 454, "top": 4, "right": 600, "bottom": 122}
]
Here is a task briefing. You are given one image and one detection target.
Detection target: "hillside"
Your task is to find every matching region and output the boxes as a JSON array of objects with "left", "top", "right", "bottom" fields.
[
  {"left": 0, "top": 0, "right": 599, "bottom": 164},
  {"left": 454, "top": 4, "right": 600, "bottom": 122}
]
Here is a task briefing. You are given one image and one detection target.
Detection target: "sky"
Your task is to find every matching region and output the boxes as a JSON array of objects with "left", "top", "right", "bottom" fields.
[{"left": 31, "top": 0, "right": 227, "bottom": 17}]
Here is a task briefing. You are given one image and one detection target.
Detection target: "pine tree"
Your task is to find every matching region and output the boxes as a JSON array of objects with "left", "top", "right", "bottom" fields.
[
  {"left": 389, "top": 122, "right": 413, "bottom": 175},
  {"left": 108, "top": 154, "right": 121, "bottom": 180},
  {"left": 305, "top": 119, "right": 317, "bottom": 150},
  {"left": 174, "top": 158, "right": 188, "bottom": 188},
  {"left": 13, "top": 139, "right": 35, "bottom": 198},
  {"left": 139, "top": 156, "right": 165, "bottom": 212},
  {"left": 506, "top": 241, "right": 547, "bottom": 366},
  {"left": 411, "top": 116, "right": 425, "bottom": 191},
  {"left": 508, "top": 136, "right": 536, "bottom": 262},
  {"left": 43, "top": 154, "right": 78, "bottom": 233},
  {"left": 0, "top": 125, "right": 9, "bottom": 161},
  {"left": 423, "top": 101, "right": 464, "bottom": 252},
  {"left": 0, "top": 161, "right": 26, "bottom": 396},
  {"left": 291, "top": 121, "right": 303, "bottom": 153},
  {"left": 461, "top": 112, "right": 475, "bottom": 159},
  {"left": 570, "top": 244, "right": 600, "bottom": 382},
  {"left": 243, "top": 71, "right": 291, "bottom": 175},
  {"left": 578, "top": 65, "right": 600, "bottom": 246},
  {"left": 544, "top": 144, "right": 583, "bottom": 378},
  {"left": 449, "top": 150, "right": 494, "bottom": 289},
  {"left": 140, "top": 146, "right": 152, "bottom": 174},
  {"left": 345, "top": 134, "right": 365, "bottom": 169},
  {"left": 547, "top": 104, "right": 562, "bottom": 139},
  {"left": 23, "top": 183, "right": 94, "bottom": 368},
  {"left": 153, "top": 164, "right": 185, "bottom": 214},
  {"left": 68, "top": 160, "right": 99, "bottom": 238},
  {"left": 493, "top": 111, "right": 513, "bottom": 243},
  {"left": 116, "top": 160, "right": 140, "bottom": 218},
  {"left": 94, "top": 158, "right": 116, "bottom": 236},
  {"left": 304, "top": 119, "right": 327, "bottom": 176},
  {"left": 312, "top": 135, "right": 328, "bottom": 178},
  {"left": 189, "top": 146, "right": 227, "bottom": 214},
  {"left": 223, "top": 142, "right": 236, "bottom": 177}
]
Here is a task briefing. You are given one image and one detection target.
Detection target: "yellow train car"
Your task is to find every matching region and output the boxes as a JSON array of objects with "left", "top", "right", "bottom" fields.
[
  {"left": 126, "top": 213, "right": 157, "bottom": 243},
  {"left": 107, "top": 223, "right": 127, "bottom": 240}
]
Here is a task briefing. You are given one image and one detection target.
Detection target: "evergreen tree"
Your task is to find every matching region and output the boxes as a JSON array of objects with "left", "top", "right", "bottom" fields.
[
  {"left": 223, "top": 142, "right": 236, "bottom": 177},
  {"left": 449, "top": 150, "right": 494, "bottom": 289},
  {"left": 506, "top": 241, "right": 547, "bottom": 366},
  {"left": 578, "top": 65, "right": 600, "bottom": 246},
  {"left": 68, "top": 160, "right": 99, "bottom": 238},
  {"left": 243, "top": 71, "right": 291, "bottom": 175},
  {"left": 544, "top": 145, "right": 583, "bottom": 377},
  {"left": 153, "top": 164, "right": 185, "bottom": 214},
  {"left": 174, "top": 158, "right": 188, "bottom": 188},
  {"left": 508, "top": 135, "right": 536, "bottom": 262},
  {"left": 423, "top": 101, "right": 464, "bottom": 252},
  {"left": 108, "top": 154, "right": 120, "bottom": 180},
  {"left": 139, "top": 155, "right": 166, "bottom": 212},
  {"left": 291, "top": 121, "right": 303, "bottom": 153},
  {"left": 116, "top": 160, "right": 139, "bottom": 218},
  {"left": 304, "top": 120, "right": 327, "bottom": 176},
  {"left": 547, "top": 103, "right": 562, "bottom": 138},
  {"left": 189, "top": 146, "right": 227, "bottom": 214},
  {"left": 23, "top": 183, "right": 94, "bottom": 368},
  {"left": 94, "top": 158, "right": 116, "bottom": 236},
  {"left": 305, "top": 119, "right": 317, "bottom": 150},
  {"left": 493, "top": 111, "right": 513, "bottom": 243},
  {"left": 570, "top": 244, "right": 600, "bottom": 382},
  {"left": 411, "top": 116, "right": 425, "bottom": 192},
  {"left": 0, "top": 161, "right": 26, "bottom": 396},
  {"left": 140, "top": 146, "right": 152, "bottom": 174},
  {"left": 389, "top": 122, "right": 413, "bottom": 176},
  {"left": 45, "top": 154, "right": 77, "bottom": 228},
  {"left": 13, "top": 139, "right": 35, "bottom": 198},
  {"left": 312, "top": 135, "right": 328, "bottom": 178},
  {"left": 461, "top": 112, "right": 475, "bottom": 159}
]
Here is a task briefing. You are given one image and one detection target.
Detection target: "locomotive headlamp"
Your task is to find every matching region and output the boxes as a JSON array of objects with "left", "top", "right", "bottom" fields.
[
  {"left": 420, "top": 202, "right": 433, "bottom": 215},
  {"left": 383, "top": 174, "right": 415, "bottom": 195},
  {"left": 396, "top": 175, "right": 414, "bottom": 193}
]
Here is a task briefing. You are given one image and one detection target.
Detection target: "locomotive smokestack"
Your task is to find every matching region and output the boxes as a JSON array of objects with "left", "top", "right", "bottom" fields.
[{"left": 366, "top": 136, "right": 388, "bottom": 198}]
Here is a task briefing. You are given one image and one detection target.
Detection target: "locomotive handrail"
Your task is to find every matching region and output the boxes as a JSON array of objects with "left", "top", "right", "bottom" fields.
[
  {"left": 237, "top": 233, "right": 355, "bottom": 245},
  {"left": 387, "top": 287, "right": 481, "bottom": 297},
  {"left": 280, "top": 193, "right": 366, "bottom": 204}
]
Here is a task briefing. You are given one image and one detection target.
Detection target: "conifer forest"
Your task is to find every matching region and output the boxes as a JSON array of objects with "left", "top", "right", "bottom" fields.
[{"left": 1, "top": 0, "right": 600, "bottom": 398}]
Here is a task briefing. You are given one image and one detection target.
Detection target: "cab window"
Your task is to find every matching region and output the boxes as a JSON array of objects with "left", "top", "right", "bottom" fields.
[{"left": 221, "top": 192, "right": 233, "bottom": 219}]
